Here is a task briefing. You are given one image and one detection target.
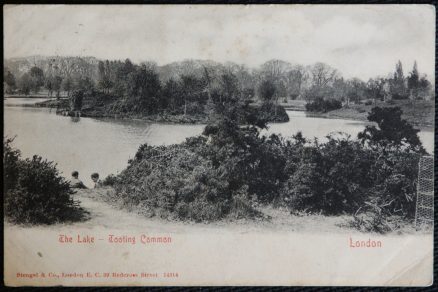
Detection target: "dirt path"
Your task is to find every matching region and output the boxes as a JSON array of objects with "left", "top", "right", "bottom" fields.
[{"left": 4, "top": 189, "right": 433, "bottom": 286}]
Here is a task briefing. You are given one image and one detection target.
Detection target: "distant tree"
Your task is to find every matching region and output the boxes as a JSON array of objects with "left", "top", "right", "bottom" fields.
[
  {"left": 17, "top": 73, "right": 33, "bottom": 95},
  {"left": 70, "top": 90, "right": 84, "bottom": 111},
  {"left": 98, "top": 60, "right": 113, "bottom": 94},
  {"left": 358, "top": 107, "right": 425, "bottom": 153},
  {"left": 331, "top": 77, "right": 348, "bottom": 102},
  {"left": 346, "top": 78, "right": 367, "bottom": 104},
  {"left": 4, "top": 71, "right": 16, "bottom": 94},
  {"left": 62, "top": 76, "right": 73, "bottom": 97},
  {"left": 366, "top": 78, "right": 385, "bottom": 103},
  {"left": 309, "top": 62, "right": 338, "bottom": 88},
  {"left": 127, "top": 65, "right": 162, "bottom": 114},
  {"left": 258, "top": 79, "right": 276, "bottom": 103},
  {"left": 285, "top": 65, "right": 307, "bottom": 99},
  {"left": 407, "top": 62, "right": 419, "bottom": 90},
  {"left": 161, "top": 78, "right": 183, "bottom": 112},
  {"left": 73, "top": 76, "right": 95, "bottom": 97},
  {"left": 180, "top": 74, "right": 206, "bottom": 115},
  {"left": 45, "top": 77, "right": 54, "bottom": 97},
  {"left": 418, "top": 75, "right": 432, "bottom": 98},
  {"left": 219, "top": 72, "right": 240, "bottom": 103},
  {"left": 29, "top": 66, "right": 44, "bottom": 93},
  {"left": 53, "top": 76, "right": 63, "bottom": 98},
  {"left": 407, "top": 62, "right": 431, "bottom": 100},
  {"left": 389, "top": 61, "right": 408, "bottom": 99}
]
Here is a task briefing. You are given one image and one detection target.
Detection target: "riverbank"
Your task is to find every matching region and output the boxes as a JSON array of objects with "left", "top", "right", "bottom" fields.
[{"left": 308, "top": 100, "right": 435, "bottom": 130}]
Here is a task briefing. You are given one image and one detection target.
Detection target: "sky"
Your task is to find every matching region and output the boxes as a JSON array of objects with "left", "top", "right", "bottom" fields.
[{"left": 4, "top": 4, "right": 436, "bottom": 80}]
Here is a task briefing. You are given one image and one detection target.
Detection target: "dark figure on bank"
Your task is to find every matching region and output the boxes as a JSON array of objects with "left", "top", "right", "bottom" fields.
[
  {"left": 70, "top": 171, "right": 87, "bottom": 189},
  {"left": 91, "top": 173, "right": 103, "bottom": 189}
]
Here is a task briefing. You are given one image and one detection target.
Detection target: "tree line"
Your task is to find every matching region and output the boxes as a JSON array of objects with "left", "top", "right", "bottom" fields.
[{"left": 4, "top": 57, "right": 433, "bottom": 112}]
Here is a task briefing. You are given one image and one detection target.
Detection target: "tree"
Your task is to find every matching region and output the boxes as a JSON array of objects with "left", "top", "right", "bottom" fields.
[
  {"left": 258, "top": 79, "right": 276, "bottom": 103},
  {"left": 45, "top": 77, "right": 54, "bottom": 97},
  {"left": 417, "top": 76, "right": 432, "bottom": 99},
  {"left": 62, "top": 76, "right": 73, "bottom": 97},
  {"left": 161, "top": 78, "right": 183, "bottom": 112},
  {"left": 346, "top": 78, "right": 367, "bottom": 104},
  {"left": 127, "top": 65, "right": 162, "bottom": 114},
  {"left": 74, "top": 76, "right": 95, "bottom": 94},
  {"left": 53, "top": 76, "right": 63, "bottom": 98},
  {"left": 17, "top": 73, "right": 33, "bottom": 95},
  {"left": 4, "top": 71, "right": 16, "bottom": 94},
  {"left": 260, "top": 60, "right": 292, "bottom": 101},
  {"left": 309, "top": 62, "right": 338, "bottom": 88},
  {"left": 29, "top": 66, "right": 44, "bottom": 93},
  {"left": 285, "top": 65, "right": 307, "bottom": 99},
  {"left": 358, "top": 107, "right": 425, "bottom": 154},
  {"left": 70, "top": 90, "right": 84, "bottom": 111},
  {"left": 407, "top": 62, "right": 431, "bottom": 100},
  {"left": 98, "top": 60, "right": 113, "bottom": 94},
  {"left": 366, "top": 78, "right": 385, "bottom": 103},
  {"left": 180, "top": 74, "right": 206, "bottom": 115},
  {"left": 389, "top": 61, "right": 407, "bottom": 99}
]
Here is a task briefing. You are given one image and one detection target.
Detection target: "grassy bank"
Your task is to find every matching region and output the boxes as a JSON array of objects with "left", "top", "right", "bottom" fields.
[{"left": 311, "top": 100, "right": 434, "bottom": 129}]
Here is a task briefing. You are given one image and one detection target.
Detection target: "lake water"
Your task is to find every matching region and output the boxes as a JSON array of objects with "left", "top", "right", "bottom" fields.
[{"left": 4, "top": 98, "right": 434, "bottom": 187}]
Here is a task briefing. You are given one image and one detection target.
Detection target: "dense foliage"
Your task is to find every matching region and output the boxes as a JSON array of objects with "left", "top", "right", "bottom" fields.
[
  {"left": 4, "top": 138, "right": 85, "bottom": 224},
  {"left": 5, "top": 58, "right": 433, "bottom": 119},
  {"left": 305, "top": 97, "right": 342, "bottom": 112},
  {"left": 106, "top": 104, "right": 424, "bottom": 228},
  {"left": 358, "top": 106, "right": 426, "bottom": 153}
]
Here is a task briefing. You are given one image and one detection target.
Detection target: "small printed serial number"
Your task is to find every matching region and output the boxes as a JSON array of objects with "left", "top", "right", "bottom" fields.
[{"left": 163, "top": 272, "right": 179, "bottom": 278}]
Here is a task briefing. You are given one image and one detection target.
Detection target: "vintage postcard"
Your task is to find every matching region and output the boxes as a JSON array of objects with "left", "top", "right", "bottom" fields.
[{"left": 3, "top": 4, "right": 434, "bottom": 286}]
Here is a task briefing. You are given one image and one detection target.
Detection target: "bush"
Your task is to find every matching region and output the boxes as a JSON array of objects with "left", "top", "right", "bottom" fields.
[
  {"left": 4, "top": 139, "right": 85, "bottom": 224},
  {"left": 281, "top": 134, "right": 376, "bottom": 215},
  {"left": 256, "top": 102, "right": 289, "bottom": 123},
  {"left": 102, "top": 174, "right": 119, "bottom": 186},
  {"left": 358, "top": 106, "right": 426, "bottom": 153},
  {"left": 106, "top": 103, "right": 422, "bottom": 225},
  {"left": 109, "top": 143, "right": 259, "bottom": 222},
  {"left": 305, "top": 97, "right": 342, "bottom": 112}
]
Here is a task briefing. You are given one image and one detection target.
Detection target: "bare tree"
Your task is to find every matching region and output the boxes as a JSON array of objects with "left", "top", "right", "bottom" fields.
[{"left": 309, "top": 62, "right": 339, "bottom": 88}]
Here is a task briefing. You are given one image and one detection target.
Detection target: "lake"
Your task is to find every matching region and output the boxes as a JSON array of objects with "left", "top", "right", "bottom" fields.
[{"left": 4, "top": 98, "right": 434, "bottom": 187}]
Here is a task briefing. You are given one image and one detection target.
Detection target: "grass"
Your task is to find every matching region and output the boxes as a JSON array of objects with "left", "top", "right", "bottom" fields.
[{"left": 307, "top": 99, "right": 434, "bottom": 129}]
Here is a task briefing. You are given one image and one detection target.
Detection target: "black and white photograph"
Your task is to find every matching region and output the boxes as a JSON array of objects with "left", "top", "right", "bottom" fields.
[{"left": 3, "top": 4, "right": 435, "bottom": 286}]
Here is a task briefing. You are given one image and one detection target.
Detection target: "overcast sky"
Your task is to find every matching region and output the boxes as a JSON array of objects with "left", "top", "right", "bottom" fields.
[{"left": 4, "top": 5, "right": 435, "bottom": 80}]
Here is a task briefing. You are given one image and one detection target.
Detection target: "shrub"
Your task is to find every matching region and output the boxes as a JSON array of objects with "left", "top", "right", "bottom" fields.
[
  {"left": 4, "top": 137, "right": 20, "bottom": 192},
  {"left": 102, "top": 174, "right": 119, "bottom": 186},
  {"left": 281, "top": 134, "right": 376, "bottom": 215},
  {"left": 257, "top": 102, "right": 289, "bottom": 123},
  {"left": 358, "top": 106, "right": 426, "bottom": 153},
  {"left": 4, "top": 139, "right": 85, "bottom": 224},
  {"left": 280, "top": 129, "right": 421, "bottom": 219},
  {"left": 110, "top": 143, "right": 259, "bottom": 222},
  {"left": 305, "top": 97, "right": 342, "bottom": 112}
]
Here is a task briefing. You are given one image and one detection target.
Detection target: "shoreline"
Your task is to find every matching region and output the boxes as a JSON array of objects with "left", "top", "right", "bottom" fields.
[
  {"left": 5, "top": 98, "right": 434, "bottom": 130},
  {"left": 304, "top": 111, "right": 434, "bottom": 132},
  {"left": 5, "top": 99, "right": 290, "bottom": 125}
]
